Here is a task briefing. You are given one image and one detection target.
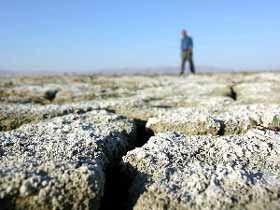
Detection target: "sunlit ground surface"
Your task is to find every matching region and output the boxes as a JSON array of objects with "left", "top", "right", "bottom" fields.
[{"left": 1, "top": 72, "right": 280, "bottom": 210}]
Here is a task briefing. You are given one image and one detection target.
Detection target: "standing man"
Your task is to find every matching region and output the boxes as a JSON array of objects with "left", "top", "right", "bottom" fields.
[{"left": 180, "top": 29, "right": 195, "bottom": 75}]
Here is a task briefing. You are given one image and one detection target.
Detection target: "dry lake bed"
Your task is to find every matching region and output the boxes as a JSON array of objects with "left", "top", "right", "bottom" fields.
[{"left": 0, "top": 72, "right": 280, "bottom": 210}]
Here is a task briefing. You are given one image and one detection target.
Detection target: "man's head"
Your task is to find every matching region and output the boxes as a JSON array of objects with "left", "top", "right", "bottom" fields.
[{"left": 182, "top": 29, "right": 187, "bottom": 38}]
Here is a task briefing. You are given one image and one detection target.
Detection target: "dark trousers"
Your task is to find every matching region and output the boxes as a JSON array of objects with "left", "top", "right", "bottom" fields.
[{"left": 180, "top": 50, "right": 195, "bottom": 74}]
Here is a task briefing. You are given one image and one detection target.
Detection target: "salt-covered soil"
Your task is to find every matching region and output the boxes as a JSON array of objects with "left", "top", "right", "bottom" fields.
[{"left": 0, "top": 72, "right": 280, "bottom": 210}]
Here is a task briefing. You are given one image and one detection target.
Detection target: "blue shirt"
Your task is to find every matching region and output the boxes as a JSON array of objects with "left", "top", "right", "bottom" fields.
[{"left": 181, "top": 36, "right": 193, "bottom": 52}]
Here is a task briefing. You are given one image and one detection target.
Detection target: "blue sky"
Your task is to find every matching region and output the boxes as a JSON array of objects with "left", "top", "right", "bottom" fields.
[{"left": 1, "top": 0, "right": 280, "bottom": 72}]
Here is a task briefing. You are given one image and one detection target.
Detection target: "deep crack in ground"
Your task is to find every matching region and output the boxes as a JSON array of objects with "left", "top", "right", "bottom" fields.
[
  {"left": 227, "top": 85, "right": 237, "bottom": 101},
  {"left": 99, "top": 119, "right": 154, "bottom": 210},
  {"left": 98, "top": 85, "right": 238, "bottom": 209}
]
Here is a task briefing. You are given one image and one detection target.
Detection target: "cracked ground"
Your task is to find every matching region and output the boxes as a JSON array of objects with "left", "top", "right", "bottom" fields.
[{"left": 0, "top": 73, "right": 280, "bottom": 210}]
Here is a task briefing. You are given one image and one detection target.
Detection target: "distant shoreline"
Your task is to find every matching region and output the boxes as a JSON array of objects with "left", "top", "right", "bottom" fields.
[{"left": 0, "top": 68, "right": 279, "bottom": 76}]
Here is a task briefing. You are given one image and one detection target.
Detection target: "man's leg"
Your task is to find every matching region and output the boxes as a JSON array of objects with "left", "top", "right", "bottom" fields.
[
  {"left": 180, "top": 52, "right": 186, "bottom": 75},
  {"left": 189, "top": 52, "right": 195, "bottom": 74}
]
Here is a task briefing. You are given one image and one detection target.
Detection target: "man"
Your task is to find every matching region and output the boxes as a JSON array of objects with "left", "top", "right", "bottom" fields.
[{"left": 180, "top": 29, "right": 195, "bottom": 75}]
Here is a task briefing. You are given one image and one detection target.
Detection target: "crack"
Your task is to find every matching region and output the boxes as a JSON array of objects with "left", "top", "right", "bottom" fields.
[
  {"left": 227, "top": 86, "right": 237, "bottom": 101},
  {"left": 255, "top": 125, "right": 280, "bottom": 132},
  {"left": 99, "top": 118, "right": 154, "bottom": 210},
  {"left": 99, "top": 161, "right": 130, "bottom": 210},
  {"left": 133, "top": 119, "right": 155, "bottom": 147},
  {"left": 103, "top": 108, "right": 117, "bottom": 114},
  {"left": 215, "top": 119, "right": 226, "bottom": 136},
  {"left": 44, "top": 89, "right": 59, "bottom": 101}
]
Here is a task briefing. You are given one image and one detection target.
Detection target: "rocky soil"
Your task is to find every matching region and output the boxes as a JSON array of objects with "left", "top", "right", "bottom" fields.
[{"left": 0, "top": 72, "right": 280, "bottom": 210}]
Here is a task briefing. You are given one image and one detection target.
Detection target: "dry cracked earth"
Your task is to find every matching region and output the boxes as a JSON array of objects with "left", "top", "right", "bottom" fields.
[{"left": 0, "top": 72, "right": 280, "bottom": 210}]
